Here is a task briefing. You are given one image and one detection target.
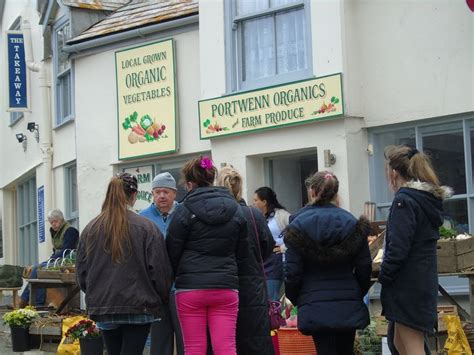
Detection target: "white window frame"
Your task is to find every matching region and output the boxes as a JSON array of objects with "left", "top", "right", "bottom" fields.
[
  {"left": 53, "top": 17, "right": 74, "bottom": 127},
  {"left": 65, "top": 162, "right": 79, "bottom": 229},
  {"left": 17, "top": 176, "right": 38, "bottom": 266},
  {"left": 225, "top": 0, "right": 313, "bottom": 92}
]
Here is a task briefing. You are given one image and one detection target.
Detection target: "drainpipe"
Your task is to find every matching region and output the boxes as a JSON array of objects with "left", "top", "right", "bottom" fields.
[{"left": 22, "top": 19, "right": 53, "bottom": 255}]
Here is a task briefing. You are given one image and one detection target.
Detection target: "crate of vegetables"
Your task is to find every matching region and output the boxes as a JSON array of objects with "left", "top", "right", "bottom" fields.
[{"left": 437, "top": 227, "right": 474, "bottom": 273}]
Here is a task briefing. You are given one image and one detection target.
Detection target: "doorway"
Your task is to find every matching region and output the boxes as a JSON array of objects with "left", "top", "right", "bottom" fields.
[{"left": 265, "top": 152, "right": 318, "bottom": 214}]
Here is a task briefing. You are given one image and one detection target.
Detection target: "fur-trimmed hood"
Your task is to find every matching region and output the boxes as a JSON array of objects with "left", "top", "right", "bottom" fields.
[
  {"left": 398, "top": 181, "right": 448, "bottom": 229},
  {"left": 284, "top": 205, "right": 371, "bottom": 265},
  {"left": 402, "top": 180, "right": 453, "bottom": 200}
]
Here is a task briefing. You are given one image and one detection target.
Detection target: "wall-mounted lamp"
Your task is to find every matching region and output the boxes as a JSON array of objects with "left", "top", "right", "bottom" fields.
[
  {"left": 324, "top": 149, "right": 336, "bottom": 167},
  {"left": 27, "top": 122, "right": 39, "bottom": 142},
  {"left": 16, "top": 133, "right": 27, "bottom": 151}
]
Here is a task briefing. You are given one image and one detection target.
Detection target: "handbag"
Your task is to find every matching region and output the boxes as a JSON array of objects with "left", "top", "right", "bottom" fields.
[{"left": 248, "top": 208, "right": 286, "bottom": 330}]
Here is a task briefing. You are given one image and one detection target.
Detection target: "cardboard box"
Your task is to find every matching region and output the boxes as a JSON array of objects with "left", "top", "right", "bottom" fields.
[
  {"left": 437, "top": 238, "right": 474, "bottom": 273},
  {"left": 437, "top": 305, "right": 458, "bottom": 332}
]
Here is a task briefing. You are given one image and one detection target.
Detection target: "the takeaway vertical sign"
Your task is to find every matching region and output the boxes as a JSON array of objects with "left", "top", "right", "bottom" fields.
[{"left": 7, "top": 31, "right": 28, "bottom": 111}]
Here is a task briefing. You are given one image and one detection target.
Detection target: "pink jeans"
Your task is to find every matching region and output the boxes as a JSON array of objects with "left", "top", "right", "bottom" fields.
[{"left": 176, "top": 289, "right": 239, "bottom": 355}]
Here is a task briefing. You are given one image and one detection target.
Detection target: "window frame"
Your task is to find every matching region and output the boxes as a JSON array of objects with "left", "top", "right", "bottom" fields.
[
  {"left": 368, "top": 114, "right": 474, "bottom": 232},
  {"left": 16, "top": 175, "right": 38, "bottom": 266},
  {"left": 53, "top": 17, "right": 75, "bottom": 127},
  {"left": 64, "top": 162, "right": 79, "bottom": 228},
  {"left": 225, "top": 0, "right": 313, "bottom": 93}
]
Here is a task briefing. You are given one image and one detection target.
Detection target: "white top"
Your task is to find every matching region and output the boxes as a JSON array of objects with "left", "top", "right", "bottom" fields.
[{"left": 268, "top": 216, "right": 284, "bottom": 246}]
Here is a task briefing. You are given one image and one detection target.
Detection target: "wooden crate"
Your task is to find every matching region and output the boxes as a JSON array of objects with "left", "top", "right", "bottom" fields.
[
  {"left": 37, "top": 270, "right": 61, "bottom": 279},
  {"left": 437, "top": 238, "right": 474, "bottom": 273},
  {"left": 374, "top": 315, "right": 388, "bottom": 336},
  {"left": 60, "top": 272, "right": 75, "bottom": 283},
  {"left": 438, "top": 305, "right": 458, "bottom": 332}
]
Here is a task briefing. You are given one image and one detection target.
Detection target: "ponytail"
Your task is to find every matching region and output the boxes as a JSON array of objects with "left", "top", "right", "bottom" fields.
[
  {"left": 305, "top": 171, "right": 339, "bottom": 205},
  {"left": 216, "top": 166, "right": 242, "bottom": 201},
  {"left": 87, "top": 174, "right": 137, "bottom": 264}
]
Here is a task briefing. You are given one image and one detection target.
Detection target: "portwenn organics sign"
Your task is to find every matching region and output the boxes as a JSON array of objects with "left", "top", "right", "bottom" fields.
[
  {"left": 198, "top": 73, "right": 343, "bottom": 139},
  {"left": 116, "top": 39, "right": 177, "bottom": 160}
]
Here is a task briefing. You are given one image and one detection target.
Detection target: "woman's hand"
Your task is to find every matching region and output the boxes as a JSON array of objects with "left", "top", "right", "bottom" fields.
[{"left": 273, "top": 245, "right": 287, "bottom": 254}]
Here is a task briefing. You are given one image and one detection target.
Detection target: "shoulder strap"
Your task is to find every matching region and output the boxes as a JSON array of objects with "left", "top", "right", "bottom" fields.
[{"left": 248, "top": 207, "right": 268, "bottom": 283}]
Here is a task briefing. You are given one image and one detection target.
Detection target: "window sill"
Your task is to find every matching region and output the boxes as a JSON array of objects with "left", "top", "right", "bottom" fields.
[{"left": 53, "top": 117, "right": 75, "bottom": 130}]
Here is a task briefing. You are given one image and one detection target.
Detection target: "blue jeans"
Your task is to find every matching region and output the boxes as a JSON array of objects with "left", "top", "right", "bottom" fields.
[
  {"left": 20, "top": 262, "right": 47, "bottom": 306},
  {"left": 266, "top": 279, "right": 283, "bottom": 302}
]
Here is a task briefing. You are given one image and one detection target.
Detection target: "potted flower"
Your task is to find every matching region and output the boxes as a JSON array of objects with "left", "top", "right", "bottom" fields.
[
  {"left": 2, "top": 306, "right": 38, "bottom": 352},
  {"left": 65, "top": 318, "right": 103, "bottom": 355}
]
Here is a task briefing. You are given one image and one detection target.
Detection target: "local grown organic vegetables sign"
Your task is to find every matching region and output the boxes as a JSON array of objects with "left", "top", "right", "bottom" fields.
[
  {"left": 198, "top": 73, "right": 343, "bottom": 139},
  {"left": 115, "top": 39, "right": 177, "bottom": 160}
]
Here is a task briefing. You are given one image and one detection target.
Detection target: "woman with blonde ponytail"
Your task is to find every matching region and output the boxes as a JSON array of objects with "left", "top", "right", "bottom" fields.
[
  {"left": 76, "top": 173, "right": 172, "bottom": 355},
  {"left": 380, "top": 145, "right": 452, "bottom": 355},
  {"left": 217, "top": 166, "right": 275, "bottom": 355}
]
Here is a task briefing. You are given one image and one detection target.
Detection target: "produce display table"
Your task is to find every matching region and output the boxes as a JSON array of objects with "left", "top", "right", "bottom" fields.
[
  {"left": 371, "top": 271, "right": 474, "bottom": 321},
  {"left": 26, "top": 278, "right": 79, "bottom": 313}
]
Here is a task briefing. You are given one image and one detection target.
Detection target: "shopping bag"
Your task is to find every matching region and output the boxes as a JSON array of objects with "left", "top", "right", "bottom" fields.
[
  {"left": 443, "top": 314, "right": 472, "bottom": 355},
  {"left": 56, "top": 315, "right": 86, "bottom": 355}
]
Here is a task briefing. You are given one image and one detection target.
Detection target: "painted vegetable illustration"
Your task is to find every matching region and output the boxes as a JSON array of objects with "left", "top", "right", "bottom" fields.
[
  {"left": 313, "top": 96, "right": 340, "bottom": 115},
  {"left": 122, "top": 111, "right": 167, "bottom": 144},
  {"left": 203, "top": 118, "right": 229, "bottom": 134}
]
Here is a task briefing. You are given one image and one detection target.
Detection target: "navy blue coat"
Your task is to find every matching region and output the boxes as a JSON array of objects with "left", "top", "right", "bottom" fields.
[
  {"left": 379, "top": 185, "right": 445, "bottom": 334},
  {"left": 284, "top": 204, "right": 372, "bottom": 335}
]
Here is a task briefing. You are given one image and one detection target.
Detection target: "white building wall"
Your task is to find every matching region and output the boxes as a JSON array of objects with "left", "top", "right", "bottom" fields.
[
  {"left": 74, "top": 28, "right": 206, "bottom": 228},
  {"left": 344, "top": 0, "right": 474, "bottom": 127}
]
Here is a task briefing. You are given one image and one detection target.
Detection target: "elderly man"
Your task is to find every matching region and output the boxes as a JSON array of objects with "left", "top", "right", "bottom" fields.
[
  {"left": 140, "top": 172, "right": 183, "bottom": 355},
  {"left": 20, "top": 209, "right": 79, "bottom": 307}
]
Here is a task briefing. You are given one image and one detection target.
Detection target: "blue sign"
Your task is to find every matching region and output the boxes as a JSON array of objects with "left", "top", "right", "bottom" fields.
[
  {"left": 37, "top": 186, "right": 45, "bottom": 243},
  {"left": 7, "top": 32, "right": 27, "bottom": 110}
]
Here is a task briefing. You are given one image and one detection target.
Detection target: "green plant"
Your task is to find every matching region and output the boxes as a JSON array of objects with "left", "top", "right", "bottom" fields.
[
  {"left": 439, "top": 226, "right": 457, "bottom": 239},
  {"left": 65, "top": 319, "right": 101, "bottom": 340},
  {"left": 355, "top": 320, "right": 382, "bottom": 355},
  {"left": 3, "top": 306, "right": 38, "bottom": 328}
]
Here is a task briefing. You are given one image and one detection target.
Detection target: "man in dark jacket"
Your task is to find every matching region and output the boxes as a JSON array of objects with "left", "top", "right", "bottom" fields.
[{"left": 20, "top": 209, "right": 79, "bottom": 307}]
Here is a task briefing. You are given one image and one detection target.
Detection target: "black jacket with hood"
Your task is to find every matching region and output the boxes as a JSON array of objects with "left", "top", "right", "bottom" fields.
[
  {"left": 284, "top": 204, "right": 372, "bottom": 334},
  {"left": 379, "top": 181, "right": 451, "bottom": 334},
  {"left": 236, "top": 201, "right": 275, "bottom": 355},
  {"left": 166, "top": 186, "right": 248, "bottom": 290}
]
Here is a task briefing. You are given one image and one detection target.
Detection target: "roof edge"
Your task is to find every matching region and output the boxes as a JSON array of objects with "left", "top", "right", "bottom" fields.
[{"left": 63, "top": 13, "right": 198, "bottom": 54}]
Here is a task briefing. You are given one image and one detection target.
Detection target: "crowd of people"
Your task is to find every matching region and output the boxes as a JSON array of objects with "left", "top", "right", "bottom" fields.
[{"left": 40, "top": 144, "right": 448, "bottom": 355}]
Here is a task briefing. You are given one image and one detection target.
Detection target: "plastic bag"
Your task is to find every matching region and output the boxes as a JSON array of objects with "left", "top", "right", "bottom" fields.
[
  {"left": 57, "top": 315, "right": 86, "bottom": 355},
  {"left": 443, "top": 314, "right": 472, "bottom": 355}
]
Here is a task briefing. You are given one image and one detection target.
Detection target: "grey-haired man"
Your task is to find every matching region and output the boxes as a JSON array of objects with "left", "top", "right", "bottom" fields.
[{"left": 140, "top": 172, "right": 183, "bottom": 355}]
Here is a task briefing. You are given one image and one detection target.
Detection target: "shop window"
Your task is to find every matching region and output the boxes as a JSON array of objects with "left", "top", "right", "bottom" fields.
[
  {"left": 54, "top": 19, "right": 74, "bottom": 126},
  {"left": 0, "top": 220, "right": 3, "bottom": 258},
  {"left": 65, "top": 163, "right": 79, "bottom": 229},
  {"left": 369, "top": 118, "right": 474, "bottom": 233},
  {"left": 227, "top": 0, "right": 311, "bottom": 91},
  {"left": 17, "top": 176, "right": 38, "bottom": 266}
]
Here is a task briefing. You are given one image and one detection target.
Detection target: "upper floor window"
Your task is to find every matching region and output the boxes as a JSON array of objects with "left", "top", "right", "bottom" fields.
[
  {"left": 227, "top": 0, "right": 311, "bottom": 91},
  {"left": 54, "top": 20, "right": 73, "bottom": 126}
]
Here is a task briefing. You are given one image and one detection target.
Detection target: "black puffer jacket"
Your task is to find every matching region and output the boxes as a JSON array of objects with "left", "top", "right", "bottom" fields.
[
  {"left": 237, "top": 201, "right": 275, "bottom": 355},
  {"left": 166, "top": 187, "right": 248, "bottom": 290},
  {"left": 284, "top": 204, "right": 372, "bottom": 334}
]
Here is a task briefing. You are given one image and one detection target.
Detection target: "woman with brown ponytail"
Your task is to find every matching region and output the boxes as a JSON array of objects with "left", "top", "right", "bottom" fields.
[
  {"left": 284, "top": 171, "right": 372, "bottom": 355},
  {"left": 380, "top": 146, "right": 452, "bottom": 355},
  {"left": 76, "top": 173, "right": 173, "bottom": 355}
]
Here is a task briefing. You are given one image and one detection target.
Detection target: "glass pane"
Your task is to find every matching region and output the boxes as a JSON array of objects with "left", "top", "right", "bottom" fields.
[
  {"left": 59, "top": 72, "right": 71, "bottom": 121},
  {"left": 237, "top": 0, "right": 269, "bottom": 15},
  {"left": 276, "top": 8, "right": 306, "bottom": 74},
  {"left": 372, "top": 128, "right": 416, "bottom": 203},
  {"left": 70, "top": 166, "right": 78, "bottom": 213},
  {"left": 469, "top": 121, "right": 474, "bottom": 189},
  {"left": 271, "top": 0, "right": 300, "bottom": 7},
  {"left": 29, "top": 178, "right": 36, "bottom": 223},
  {"left": 443, "top": 199, "right": 468, "bottom": 233},
  {"left": 242, "top": 15, "right": 275, "bottom": 81},
  {"left": 57, "top": 23, "right": 71, "bottom": 73},
  {"left": 422, "top": 122, "right": 465, "bottom": 195}
]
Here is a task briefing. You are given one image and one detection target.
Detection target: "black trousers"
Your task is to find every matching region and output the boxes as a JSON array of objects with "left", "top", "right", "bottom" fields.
[
  {"left": 102, "top": 323, "right": 151, "bottom": 355},
  {"left": 312, "top": 329, "right": 356, "bottom": 355},
  {"left": 150, "top": 291, "right": 184, "bottom": 355}
]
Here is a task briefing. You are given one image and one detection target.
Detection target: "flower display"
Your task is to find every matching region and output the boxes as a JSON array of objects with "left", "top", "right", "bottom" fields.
[
  {"left": 3, "top": 306, "right": 38, "bottom": 328},
  {"left": 65, "top": 319, "right": 101, "bottom": 340}
]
